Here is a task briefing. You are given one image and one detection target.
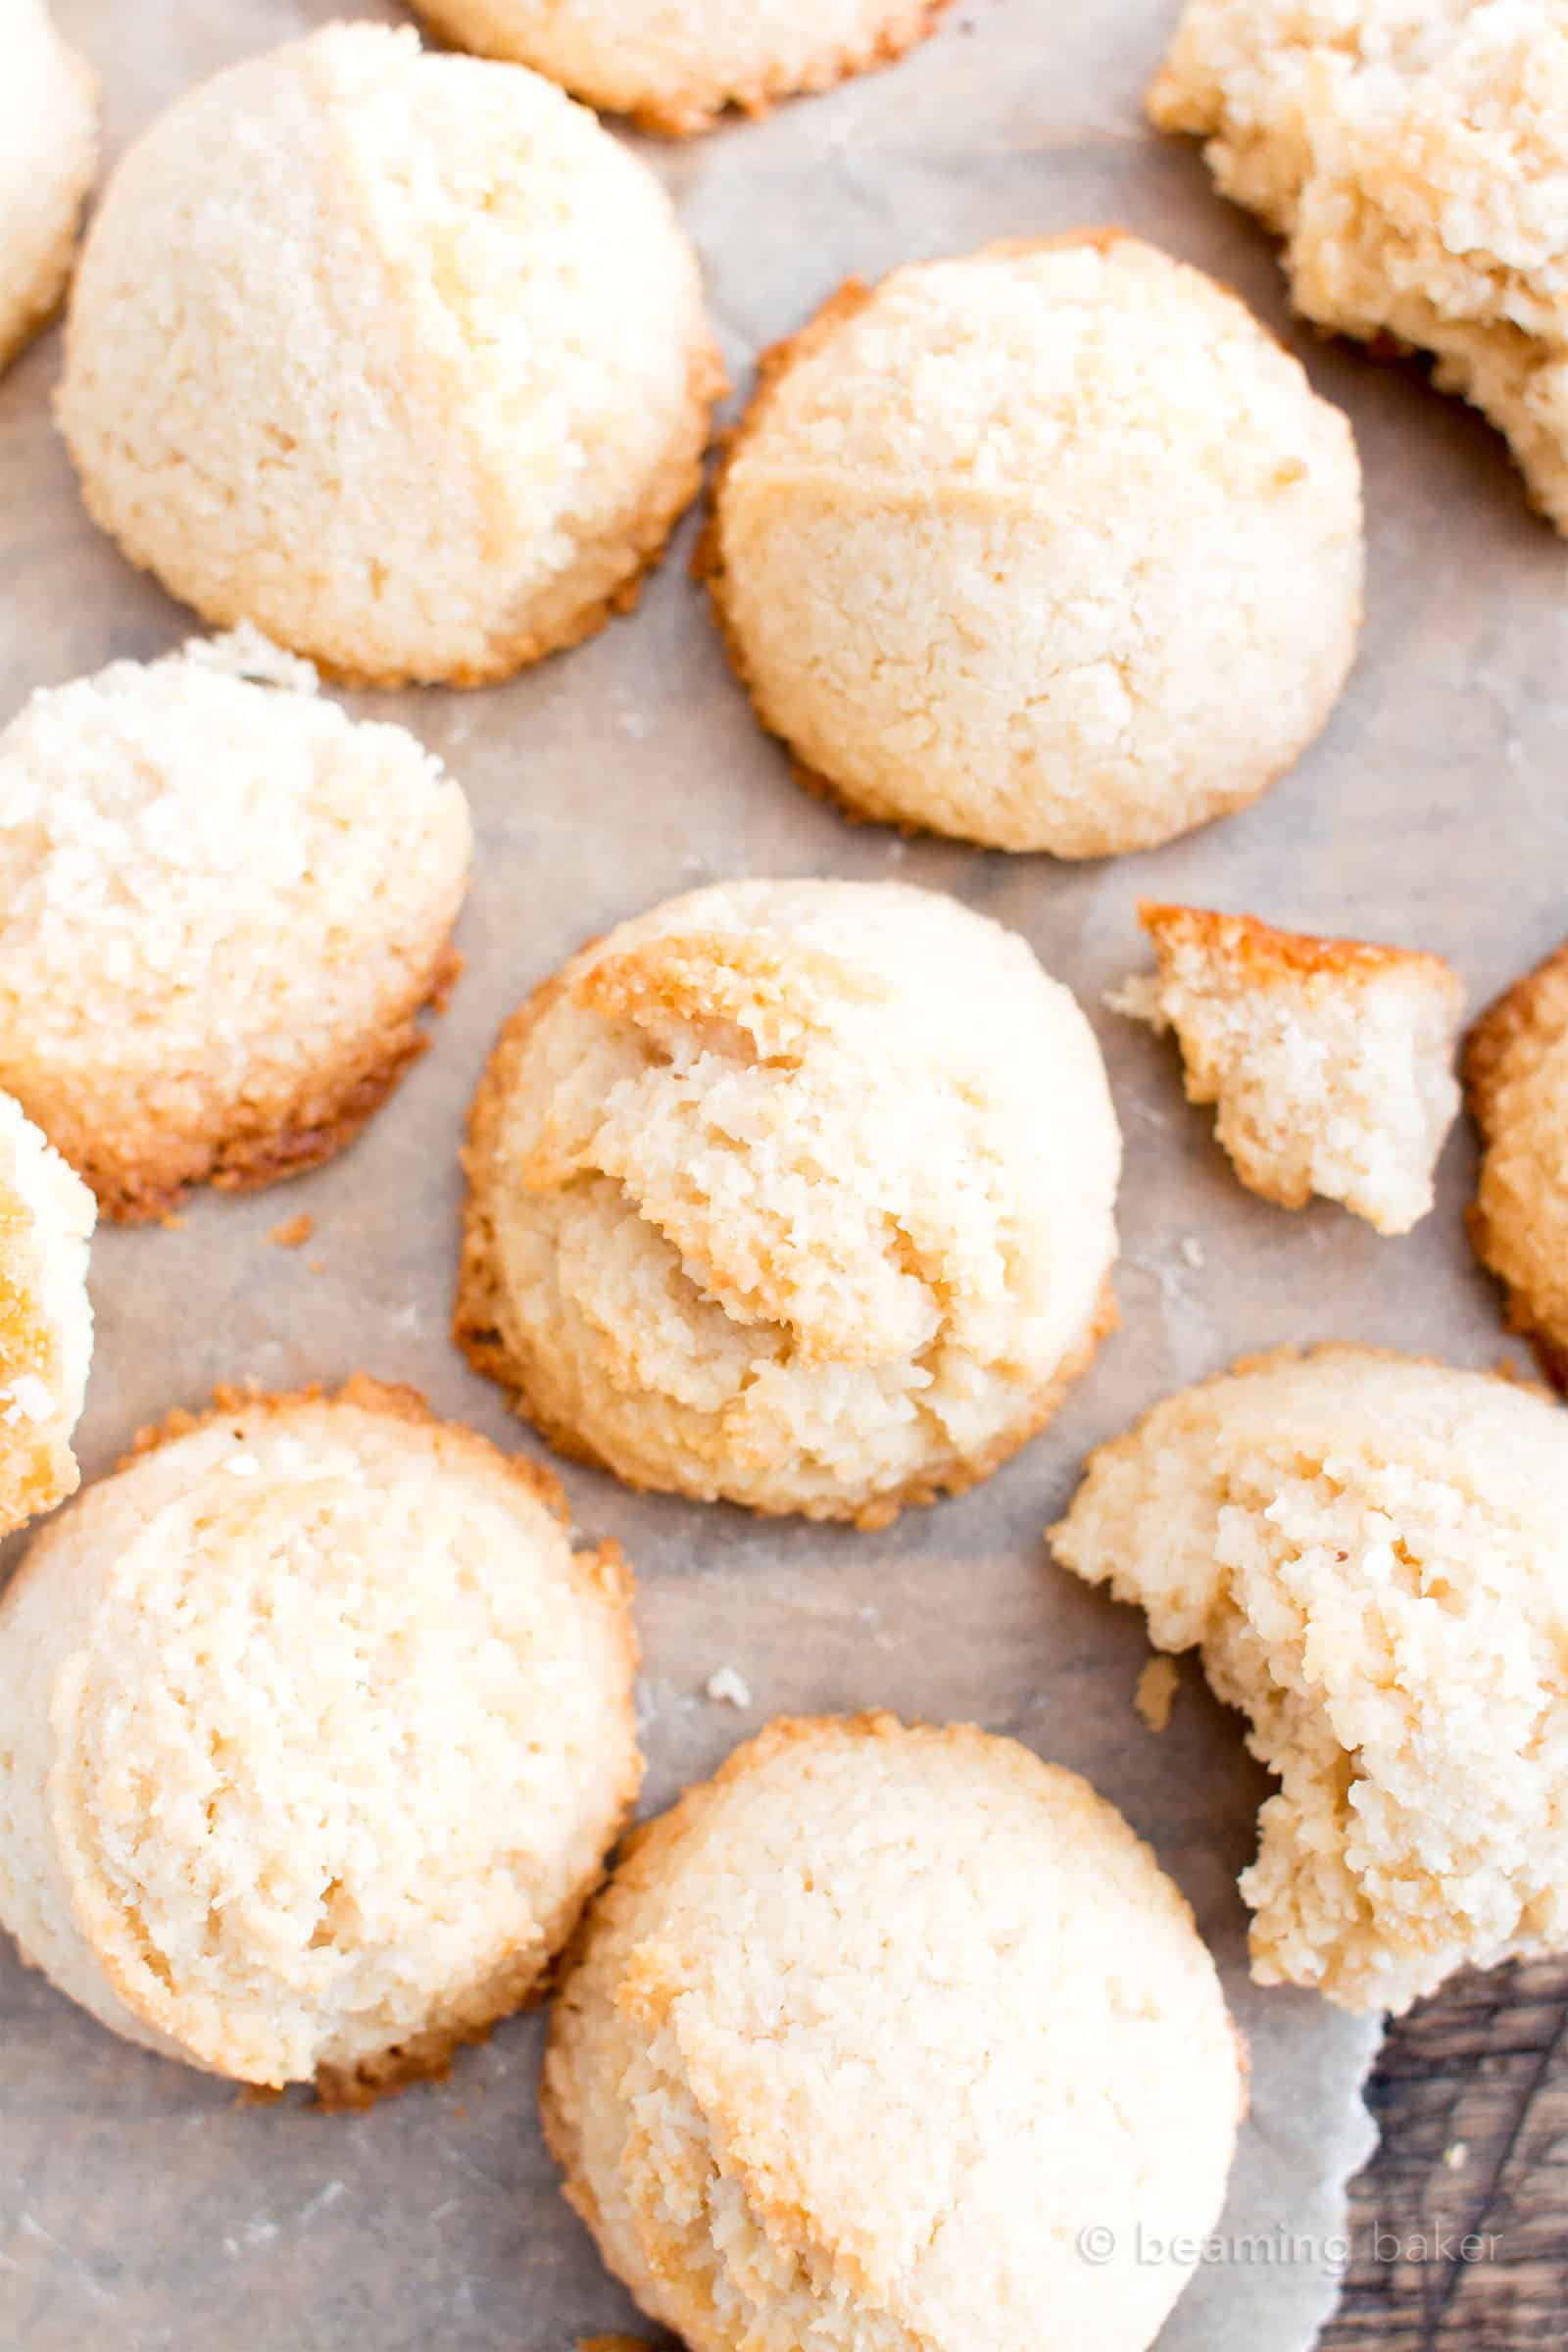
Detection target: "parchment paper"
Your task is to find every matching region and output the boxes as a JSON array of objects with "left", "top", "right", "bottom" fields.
[{"left": 11, "top": 0, "right": 1566, "bottom": 2343}]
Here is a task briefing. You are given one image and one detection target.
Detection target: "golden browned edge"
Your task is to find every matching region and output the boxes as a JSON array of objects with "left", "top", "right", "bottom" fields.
[
  {"left": 416, "top": 0, "right": 955, "bottom": 138},
  {"left": 104, "top": 340, "right": 729, "bottom": 693},
  {"left": 117, "top": 1371, "right": 642, "bottom": 2110},
  {"left": 455, "top": 947, "right": 1120, "bottom": 1525},
  {"left": 695, "top": 225, "right": 1267, "bottom": 853},
  {"left": 67, "top": 938, "right": 463, "bottom": 1225},
  {"left": 1462, "top": 937, "right": 1568, "bottom": 1391},
  {"left": 1139, "top": 900, "right": 1462, "bottom": 995}
]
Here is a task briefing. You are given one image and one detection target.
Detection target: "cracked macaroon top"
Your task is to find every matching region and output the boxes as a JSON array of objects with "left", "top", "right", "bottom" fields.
[
  {"left": 0, "top": 626, "right": 471, "bottom": 1212},
  {"left": 0, "top": 1382, "right": 640, "bottom": 2088},
  {"left": 459, "top": 878, "right": 1120, "bottom": 1521},
  {"left": 1053, "top": 1346, "right": 1568, "bottom": 2015},
  {"left": 1150, "top": 0, "right": 1568, "bottom": 528},
  {"left": 543, "top": 1713, "right": 1242, "bottom": 2352},
  {"left": 706, "top": 232, "right": 1362, "bottom": 856}
]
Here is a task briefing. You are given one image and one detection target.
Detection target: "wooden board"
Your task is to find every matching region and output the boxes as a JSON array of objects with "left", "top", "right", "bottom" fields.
[{"left": 1327, "top": 1959, "right": 1568, "bottom": 2350}]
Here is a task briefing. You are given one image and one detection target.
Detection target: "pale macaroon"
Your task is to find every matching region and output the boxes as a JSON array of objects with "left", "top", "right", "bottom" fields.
[
  {"left": 1113, "top": 902, "right": 1463, "bottom": 1235},
  {"left": 1465, "top": 935, "right": 1568, "bottom": 1385},
  {"left": 1053, "top": 1347, "right": 1568, "bottom": 2015},
  {"left": 0, "top": 626, "right": 471, "bottom": 1219},
  {"left": 0, "top": 0, "right": 96, "bottom": 372},
  {"left": 456, "top": 877, "right": 1121, "bottom": 1524},
  {"left": 55, "top": 23, "right": 723, "bottom": 686},
  {"left": 544, "top": 1713, "right": 1243, "bottom": 2352},
  {"left": 0, "top": 1089, "right": 94, "bottom": 1537},
  {"left": 411, "top": 0, "right": 953, "bottom": 136},
  {"left": 0, "top": 1378, "right": 641, "bottom": 2095},
  {"left": 1151, "top": 1, "right": 1568, "bottom": 530},
  {"left": 700, "top": 231, "right": 1363, "bottom": 857}
]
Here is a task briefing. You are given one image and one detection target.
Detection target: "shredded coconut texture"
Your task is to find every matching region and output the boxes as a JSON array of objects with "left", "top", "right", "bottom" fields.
[
  {"left": 0, "top": 1089, "right": 93, "bottom": 1536},
  {"left": 0, "top": 626, "right": 471, "bottom": 1217},
  {"left": 704, "top": 232, "right": 1362, "bottom": 857},
  {"left": 0, "top": 0, "right": 96, "bottom": 371},
  {"left": 1115, "top": 903, "right": 1462, "bottom": 1234},
  {"left": 413, "top": 0, "right": 952, "bottom": 135},
  {"left": 544, "top": 1714, "right": 1241, "bottom": 2352},
  {"left": 0, "top": 1381, "right": 640, "bottom": 2089},
  {"left": 1151, "top": 1, "right": 1568, "bottom": 529},
  {"left": 55, "top": 23, "right": 722, "bottom": 684},
  {"left": 457, "top": 878, "right": 1120, "bottom": 1523},
  {"left": 1052, "top": 1347, "right": 1568, "bottom": 2014},
  {"left": 1464, "top": 935, "right": 1568, "bottom": 1385}
]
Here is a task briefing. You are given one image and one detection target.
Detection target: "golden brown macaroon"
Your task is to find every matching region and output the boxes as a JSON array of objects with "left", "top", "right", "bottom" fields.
[
  {"left": 456, "top": 878, "right": 1121, "bottom": 1525},
  {"left": 544, "top": 1712, "right": 1243, "bottom": 2352},
  {"left": 1465, "top": 937, "right": 1568, "bottom": 1385},
  {"left": 0, "top": 628, "right": 471, "bottom": 1220},
  {"left": 0, "top": 1377, "right": 640, "bottom": 2096},
  {"left": 412, "top": 0, "right": 953, "bottom": 136}
]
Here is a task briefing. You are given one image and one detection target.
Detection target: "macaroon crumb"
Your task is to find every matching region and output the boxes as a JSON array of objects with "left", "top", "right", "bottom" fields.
[
  {"left": 1117, "top": 902, "right": 1462, "bottom": 1234},
  {"left": 1135, "top": 1654, "right": 1181, "bottom": 1734},
  {"left": 704, "top": 1665, "right": 752, "bottom": 1709}
]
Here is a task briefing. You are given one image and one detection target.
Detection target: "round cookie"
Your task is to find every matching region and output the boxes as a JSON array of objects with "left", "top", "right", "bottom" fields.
[
  {"left": 1464, "top": 938, "right": 1568, "bottom": 1385},
  {"left": 0, "top": 1378, "right": 640, "bottom": 2094},
  {"left": 1052, "top": 1346, "right": 1568, "bottom": 2015},
  {"left": 0, "top": 626, "right": 471, "bottom": 1219},
  {"left": 456, "top": 877, "right": 1121, "bottom": 1523},
  {"left": 701, "top": 232, "right": 1363, "bottom": 857},
  {"left": 55, "top": 24, "right": 723, "bottom": 686},
  {"left": 0, "top": 1089, "right": 94, "bottom": 1536},
  {"left": 412, "top": 0, "right": 952, "bottom": 137},
  {"left": 0, "top": 0, "right": 96, "bottom": 372},
  {"left": 544, "top": 1713, "right": 1243, "bottom": 2352}
]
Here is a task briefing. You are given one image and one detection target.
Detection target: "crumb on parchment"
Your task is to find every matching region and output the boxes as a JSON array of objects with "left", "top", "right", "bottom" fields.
[{"left": 1135, "top": 1655, "right": 1181, "bottom": 1735}]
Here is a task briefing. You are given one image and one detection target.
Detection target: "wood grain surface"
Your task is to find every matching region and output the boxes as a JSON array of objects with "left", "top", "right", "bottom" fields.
[{"left": 1324, "top": 1959, "right": 1568, "bottom": 2350}]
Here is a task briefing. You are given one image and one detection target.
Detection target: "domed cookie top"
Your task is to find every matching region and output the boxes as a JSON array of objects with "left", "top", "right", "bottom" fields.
[
  {"left": 544, "top": 1712, "right": 1242, "bottom": 2352},
  {"left": 57, "top": 24, "right": 722, "bottom": 684},
  {"left": 703, "top": 232, "right": 1363, "bottom": 856},
  {"left": 0, "top": 1379, "right": 640, "bottom": 2092},
  {"left": 0, "top": 628, "right": 470, "bottom": 1218},
  {"left": 457, "top": 877, "right": 1120, "bottom": 1523}
]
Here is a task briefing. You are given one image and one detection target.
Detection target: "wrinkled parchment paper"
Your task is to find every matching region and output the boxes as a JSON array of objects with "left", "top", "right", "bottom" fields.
[{"left": 13, "top": 0, "right": 1568, "bottom": 2341}]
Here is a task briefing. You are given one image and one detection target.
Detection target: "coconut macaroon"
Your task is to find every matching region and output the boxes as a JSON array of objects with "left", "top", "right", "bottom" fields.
[
  {"left": 0, "top": 627, "right": 471, "bottom": 1219},
  {"left": 1114, "top": 903, "right": 1463, "bottom": 1235},
  {"left": 0, "top": 0, "right": 96, "bottom": 373},
  {"left": 1465, "top": 937, "right": 1568, "bottom": 1385},
  {"left": 55, "top": 24, "right": 722, "bottom": 687},
  {"left": 457, "top": 878, "right": 1121, "bottom": 1525},
  {"left": 700, "top": 232, "right": 1362, "bottom": 858},
  {"left": 544, "top": 1714, "right": 1242, "bottom": 2352},
  {"left": 0, "top": 1378, "right": 640, "bottom": 2093},
  {"left": 1151, "top": 2, "right": 1568, "bottom": 530},
  {"left": 0, "top": 1090, "right": 93, "bottom": 1536},
  {"left": 1052, "top": 1347, "right": 1568, "bottom": 2016},
  {"left": 412, "top": 0, "right": 953, "bottom": 136}
]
